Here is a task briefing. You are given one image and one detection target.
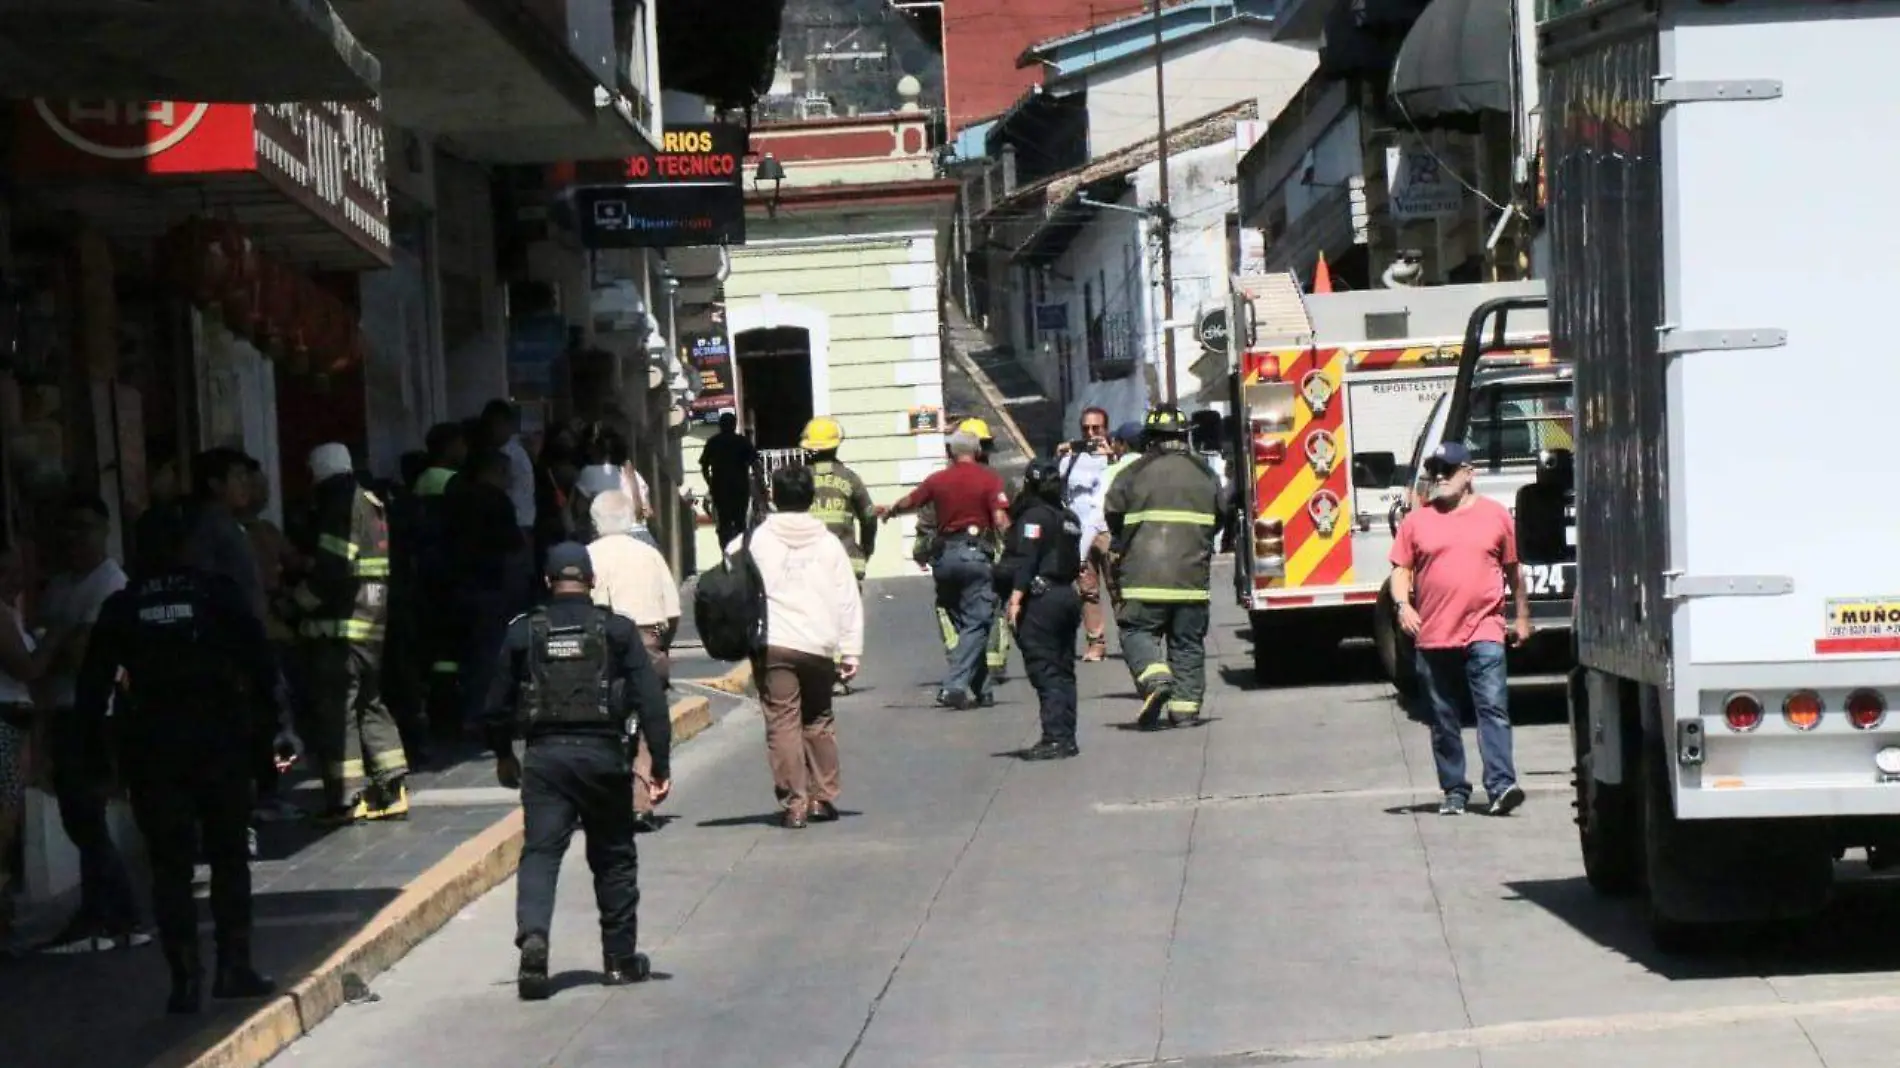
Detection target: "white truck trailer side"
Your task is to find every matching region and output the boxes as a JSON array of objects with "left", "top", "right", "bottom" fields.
[{"left": 1548, "top": 0, "right": 1900, "bottom": 948}]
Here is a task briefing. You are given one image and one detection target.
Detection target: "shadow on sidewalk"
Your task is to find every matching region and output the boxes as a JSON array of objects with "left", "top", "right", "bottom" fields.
[{"left": 0, "top": 886, "right": 400, "bottom": 1068}]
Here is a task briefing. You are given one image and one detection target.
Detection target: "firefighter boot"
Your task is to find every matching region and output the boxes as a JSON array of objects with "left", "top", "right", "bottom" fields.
[
  {"left": 518, "top": 933, "right": 551, "bottom": 1001},
  {"left": 212, "top": 938, "right": 275, "bottom": 1001},
  {"left": 164, "top": 941, "right": 205, "bottom": 1015},
  {"left": 1136, "top": 683, "right": 1174, "bottom": 731},
  {"left": 353, "top": 781, "right": 411, "bottom": 822}
]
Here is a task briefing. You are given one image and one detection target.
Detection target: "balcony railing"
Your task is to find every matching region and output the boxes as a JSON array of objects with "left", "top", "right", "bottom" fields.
[{"left": 1087, "top": 309, "right": 1139, "bottom": 382}]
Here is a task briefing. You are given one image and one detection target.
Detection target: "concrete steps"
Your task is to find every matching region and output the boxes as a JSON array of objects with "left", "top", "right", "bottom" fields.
[{"left": 940, "top": 303, "right": 1066, "bottom": 472}]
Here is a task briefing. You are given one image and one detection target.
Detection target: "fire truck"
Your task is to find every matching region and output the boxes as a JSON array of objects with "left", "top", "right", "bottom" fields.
[{"left": 1225, "top": 275, "right": 1548, "bottom": 683}]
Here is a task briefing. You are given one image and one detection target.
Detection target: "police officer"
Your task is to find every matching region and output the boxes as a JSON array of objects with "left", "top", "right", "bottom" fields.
[
  {"left": 290, "top": 443, "right": 408, "bottom": 823},
  {"left": 73, "top": 504, "right": 291, "bottom": 1014},
  {"left": 484, "top": 542, "right": 673, "bottom": 1001},
  {"left": 1104, "top": 407, "right": 1223, "bottom": 729},
  {"left": 1002, "top": 459, "right": 1085, "bottom": 760}
]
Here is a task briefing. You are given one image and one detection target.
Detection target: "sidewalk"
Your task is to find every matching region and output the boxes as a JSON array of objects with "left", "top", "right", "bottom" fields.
[{"left": 0, "top": 674, "right": 743, "bottom": 1068}]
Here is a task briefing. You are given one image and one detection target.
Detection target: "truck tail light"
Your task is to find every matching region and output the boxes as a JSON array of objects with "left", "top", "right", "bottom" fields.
[
  {"left": 1253, "top": 437, "right": 1286, "bottom": 465},
  {"left": 1253, "top": 517, "right": 1285, "bottom": 574},
  {"left": 1723, "top": 692, "right": 1763, "bottom": 732},
  {"left": 1847, "top": 689, "right": 1887, "bottom": 730},
  {"left": 1783, "top": 690, "right": 1823, "bottom": 731},
  {"left": 1254, "top": 353, "right": 1281, "bottom": 380}
]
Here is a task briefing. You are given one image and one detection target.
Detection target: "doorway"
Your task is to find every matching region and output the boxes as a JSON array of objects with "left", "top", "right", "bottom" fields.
[{"left": 735, "top": 326, "right": 814, "bottom": 451}]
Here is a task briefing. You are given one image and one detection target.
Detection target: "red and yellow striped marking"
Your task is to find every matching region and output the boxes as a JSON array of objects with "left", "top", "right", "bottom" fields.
[
  {"left": 1248, "top": 346, "right": 1353, "bottom": 591},
  {"left": 1347, "top": 344, "right": 1455, "bottom": 372}
]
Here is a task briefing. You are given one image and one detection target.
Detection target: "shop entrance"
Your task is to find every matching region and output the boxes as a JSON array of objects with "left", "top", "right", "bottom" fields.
[{"left": 734, "top": 326, "right": 814, "bottom": 451}]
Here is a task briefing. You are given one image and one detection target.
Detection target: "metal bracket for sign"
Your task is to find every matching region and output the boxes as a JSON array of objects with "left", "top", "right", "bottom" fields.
[
  {"left": 1662, "top": 572, "right": 1794, "bottom": 601},
  {"left": 1655, "top": 327, "right": 1787, "bottom": 355},
  {"left": 1652, "top": 79, "right": 1783, "bottom": 105}
]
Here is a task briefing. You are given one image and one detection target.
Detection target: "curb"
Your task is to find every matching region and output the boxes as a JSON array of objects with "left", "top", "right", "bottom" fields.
[
  {"left": 159, "top": 694, "right": 717, "bottom": 1068},
  {"left": 695, "top": 659, "right": 753, "bottom": 696}
]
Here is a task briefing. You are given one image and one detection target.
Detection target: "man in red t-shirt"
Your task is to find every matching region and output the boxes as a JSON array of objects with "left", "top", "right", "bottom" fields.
[
  {"left": 1390, "top": 442, "right": 1530, "bottom": 818},
  {"left": 880, "top": 431, "right": 1011, "bottom": 708}
]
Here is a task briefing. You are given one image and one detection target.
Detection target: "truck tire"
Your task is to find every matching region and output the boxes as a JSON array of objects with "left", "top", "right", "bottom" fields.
[
  {"left": 1640, "top": 733, "right": 1717, "bottom": 952},
  {"left": 1569, "top": 669, "right": 1639, "bottom": 896},
  {"left": 1374, "top": 581, "right": 1419, "bottom": 701},
  {"left": 1249, "top": 611, "right": 1278, "bottom": 684}
]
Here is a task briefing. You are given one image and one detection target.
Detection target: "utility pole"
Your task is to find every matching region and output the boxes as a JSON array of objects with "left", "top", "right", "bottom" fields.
[{"left": 1150, "top": 0, "right": 1178, "bottom": 407}]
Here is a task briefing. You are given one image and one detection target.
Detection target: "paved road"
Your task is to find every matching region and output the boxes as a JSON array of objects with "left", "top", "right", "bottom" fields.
[{"left": 283, "top": 569, "right": 1900, "bottom": 1068}]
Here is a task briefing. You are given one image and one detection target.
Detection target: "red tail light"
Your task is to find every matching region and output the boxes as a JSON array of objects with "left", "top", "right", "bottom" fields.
[
  {"left": 1255, "top": 354, "right": 1281, "bottom": 380},
  {"left": 1723, "top": 692, "right": 1763, "bottom": 732},
  {"left": 1783, "top": 690, "right": 1823, "bottom": 731},
  {"left": 1253, "top": 437, "right": 1286, "bottom": 464},
  {"left": 1847, "top": 689, "right": 1887, "bottom": 730}
]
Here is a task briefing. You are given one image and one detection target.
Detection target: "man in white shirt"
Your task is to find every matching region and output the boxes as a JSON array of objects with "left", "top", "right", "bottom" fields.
[
  {"left": 586, "top": 492, "right": 680, "bottom": 832},
  {"left": 483, "top": 399, "right": 538, "bottom": 611},
  {"left": 1055, "top": 407, "right": 1113, "bottom": 662},
  {"left": 34, "top": 493, "right": 144, "bottom": 954}
]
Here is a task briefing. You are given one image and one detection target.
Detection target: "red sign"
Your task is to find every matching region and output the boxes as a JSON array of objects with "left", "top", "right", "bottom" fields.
[{"left": 15, "top": 99, "right": 390, "bottom": 262}]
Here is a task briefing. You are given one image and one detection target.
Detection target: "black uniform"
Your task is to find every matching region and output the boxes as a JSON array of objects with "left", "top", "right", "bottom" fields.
[
  {"left": 74, "top": 566, "right": 282, "bottom": 1013},
  {"left": 484, "top": 591, "right": 672, "bottom": 997},
  {"left": 1002, "top": 478, "right": 1085, "bottom": 758}
]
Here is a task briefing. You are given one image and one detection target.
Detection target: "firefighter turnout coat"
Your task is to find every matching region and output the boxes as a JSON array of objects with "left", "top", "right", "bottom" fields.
[{"left": 1103, "top": 446, "right": 1222, "bottom": 602}]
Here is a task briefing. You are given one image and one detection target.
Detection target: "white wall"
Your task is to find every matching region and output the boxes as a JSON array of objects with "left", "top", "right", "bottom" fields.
[
  {"left": 1080, "top": 26, "right": 1314, "bottom": 158},
  {"left": 1284, "top": 108, "right": 1363, "bottom": 228},
  {"left": 1043, "top": 138, "right": 1243, "bottom": 432}
]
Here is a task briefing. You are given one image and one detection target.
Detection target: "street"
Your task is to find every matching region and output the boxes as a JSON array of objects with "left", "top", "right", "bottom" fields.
[{"left": 280, "top": 569, "right": 1900, "bottom": 1068}]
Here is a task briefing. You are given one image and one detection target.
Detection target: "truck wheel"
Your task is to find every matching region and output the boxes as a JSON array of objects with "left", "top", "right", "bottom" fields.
[
  {"left": 1570, "top": 670, "right": 1638, "bottom": 896},
  {"left": 1640, "top": 730, "right": 1723, "bottom": 952},
  {"left": 1374, "top": 582, "right": 1419, "bottom": 700}
]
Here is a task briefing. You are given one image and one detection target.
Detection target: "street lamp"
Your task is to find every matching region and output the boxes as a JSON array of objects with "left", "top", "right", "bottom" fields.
[{"left": 754, "top": 154, "right": 786, "bottom": 217}]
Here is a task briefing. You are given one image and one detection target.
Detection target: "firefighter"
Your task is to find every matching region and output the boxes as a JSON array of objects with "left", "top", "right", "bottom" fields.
[
  {"left": 801, "top": 417, "right": 877, "bottom": 582},
  {"left": 1001, "top": 458, "right": 1084, "bottom": 760},
  {"left": 1104, "top": 406, "right": 1222, "bottom": 729},
  {"left": 291, "top": 443, "right": 409, "bottom": 822},
  {"left": 74, "top": 505, "right": 288, "bottom": 1014},
  {"left": 485, "top": 543, "right": 673, "bottom": 1000}
]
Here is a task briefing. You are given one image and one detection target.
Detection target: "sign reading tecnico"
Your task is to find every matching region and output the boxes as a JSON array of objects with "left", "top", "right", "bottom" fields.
[{"left": 571, "top": 123, "right": 747, "bottom": 249}]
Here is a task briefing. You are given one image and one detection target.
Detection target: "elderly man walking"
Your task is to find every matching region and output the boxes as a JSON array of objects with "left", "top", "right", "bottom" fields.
[
  {"left": 879, "top": 430, "right": 1010, "bottom": 709},
  {"left": 586, "top": 491, "right": 680, "bottom": 833}
]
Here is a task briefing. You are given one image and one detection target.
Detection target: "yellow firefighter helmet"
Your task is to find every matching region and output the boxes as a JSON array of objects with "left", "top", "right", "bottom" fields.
[{"left": 799, "top": 416, "right": 844, "bottom": 452}]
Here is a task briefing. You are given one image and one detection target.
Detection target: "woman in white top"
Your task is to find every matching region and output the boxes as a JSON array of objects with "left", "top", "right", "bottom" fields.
[{"left": 0, "top": 544, "right": 71, "bottom": 927}]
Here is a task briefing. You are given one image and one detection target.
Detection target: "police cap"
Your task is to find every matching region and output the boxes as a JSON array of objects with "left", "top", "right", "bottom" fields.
[{"left": 544, "top": 542, "right": 595, "bottom": 584}]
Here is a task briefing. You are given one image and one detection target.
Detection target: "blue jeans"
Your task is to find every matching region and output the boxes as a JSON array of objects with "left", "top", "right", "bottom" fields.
[
  {"left": 1415, "top": 641, "right": 1517, "bottom": 800},
  {"left": 934, "top": 541, "right": 998, "bottom": 699}
]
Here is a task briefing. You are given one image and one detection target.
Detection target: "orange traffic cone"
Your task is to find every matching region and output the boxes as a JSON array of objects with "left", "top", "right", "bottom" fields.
[{"left": 1312, "top": 251, "right": 1334, "bottom": 294}]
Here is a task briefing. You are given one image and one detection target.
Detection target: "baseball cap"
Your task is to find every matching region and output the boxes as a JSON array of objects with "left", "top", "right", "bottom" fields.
[
  {"left": 544, "top": 541, "right": 595, "bottom": 583},
  {"left": 1424, "top": 441, "right": 1473, "bottom": 472},
  {"left": 1111, "top": 421, "right": 1143, "bottom": 445}
]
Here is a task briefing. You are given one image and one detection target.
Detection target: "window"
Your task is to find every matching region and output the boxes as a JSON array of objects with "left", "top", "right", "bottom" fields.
[{"left": 1465, "top": 381, "right": 1576, "bottom": 468}]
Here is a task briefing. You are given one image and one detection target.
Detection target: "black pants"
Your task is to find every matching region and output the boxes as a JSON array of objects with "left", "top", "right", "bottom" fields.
[
  {"left": 712, "top": 491, "right": 750, "bottom": 549},
  {"left": 126, "top": 754, "right": 253, "bottom": 959},
  {"left": 1018, "top": 585, "right": 1083, "bottom": 745},
  {"left": 516, "top": 736, "right": 640, "bottom": 960},
  {"left": 49, "top": 711, "right": 138, "bottom": 932}
]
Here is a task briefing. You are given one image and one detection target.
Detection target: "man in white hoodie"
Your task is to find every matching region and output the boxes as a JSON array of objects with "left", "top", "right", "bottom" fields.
[{"left": 732, "top": 465, "right": 865, "bottom": 829}]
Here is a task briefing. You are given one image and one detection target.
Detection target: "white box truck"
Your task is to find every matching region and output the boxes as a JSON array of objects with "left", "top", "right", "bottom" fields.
[{"left": 1549, "top": 0, "right": 1900, "bottom": 949}]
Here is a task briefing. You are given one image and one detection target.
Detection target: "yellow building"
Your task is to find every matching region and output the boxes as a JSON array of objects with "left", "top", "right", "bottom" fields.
[{"left": 683, "top": 88, "right": 959, "bottom": 578}]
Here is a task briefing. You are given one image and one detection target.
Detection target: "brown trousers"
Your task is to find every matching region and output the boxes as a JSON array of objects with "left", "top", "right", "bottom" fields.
[
  {"left": 634, "top": 626, "right": 670, "bottom": 815},
  {"left": 753, "top": 646, "right": 841, "bottom": 818},
  {"left": 1076, "top": 543, "right": 1112, "bottom": 649}
]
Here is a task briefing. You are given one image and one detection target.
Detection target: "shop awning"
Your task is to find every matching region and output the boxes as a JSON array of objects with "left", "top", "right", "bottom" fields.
[
  {"left": 1388, "top": 0, "right": 1514, "bottom": 134},
  {"left": 0, "top": 0, "right": 378, "bottom": 101}
]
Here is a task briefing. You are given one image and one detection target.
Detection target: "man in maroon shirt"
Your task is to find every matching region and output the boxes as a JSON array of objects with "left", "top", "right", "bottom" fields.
[
  {"left": 1390, "top": 442, "right": 1530, "bottom": 817},
  {"left": 880, "top": 431, "right": 1011, "bottom": 708}
]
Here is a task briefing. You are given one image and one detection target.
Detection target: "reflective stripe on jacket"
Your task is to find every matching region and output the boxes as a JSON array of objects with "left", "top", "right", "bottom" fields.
[
  {"left": 1103, "top": 447, "right": 1221, "bottom": 602},
  {"left": 295, "top": 478, "right": 391, "bottom": 644}
]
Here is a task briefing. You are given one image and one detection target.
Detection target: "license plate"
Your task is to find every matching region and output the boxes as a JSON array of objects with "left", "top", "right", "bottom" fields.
[{"left": 1523, "top": 561, "right": 1574, "bottom": 599}]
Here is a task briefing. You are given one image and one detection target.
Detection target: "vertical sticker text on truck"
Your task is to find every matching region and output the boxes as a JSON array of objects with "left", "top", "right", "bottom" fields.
[{"left": 1816, "top": 597, "right": 1900, "bottom": 655}]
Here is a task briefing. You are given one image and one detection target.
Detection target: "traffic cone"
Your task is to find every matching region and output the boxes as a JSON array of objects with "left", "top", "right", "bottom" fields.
[{"left": 1313, "top": 251, "right": 1334, "bottom": 294}]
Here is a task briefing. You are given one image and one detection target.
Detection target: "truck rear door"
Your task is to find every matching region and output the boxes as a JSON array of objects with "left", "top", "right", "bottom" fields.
[{"left": 1664, "top": 0, "right": 1900, "bottom": 666}]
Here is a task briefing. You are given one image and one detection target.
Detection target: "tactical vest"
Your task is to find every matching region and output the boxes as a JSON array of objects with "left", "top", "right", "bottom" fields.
[{"left": 519, "top": 608, "right": 621, "bottom": 730}]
